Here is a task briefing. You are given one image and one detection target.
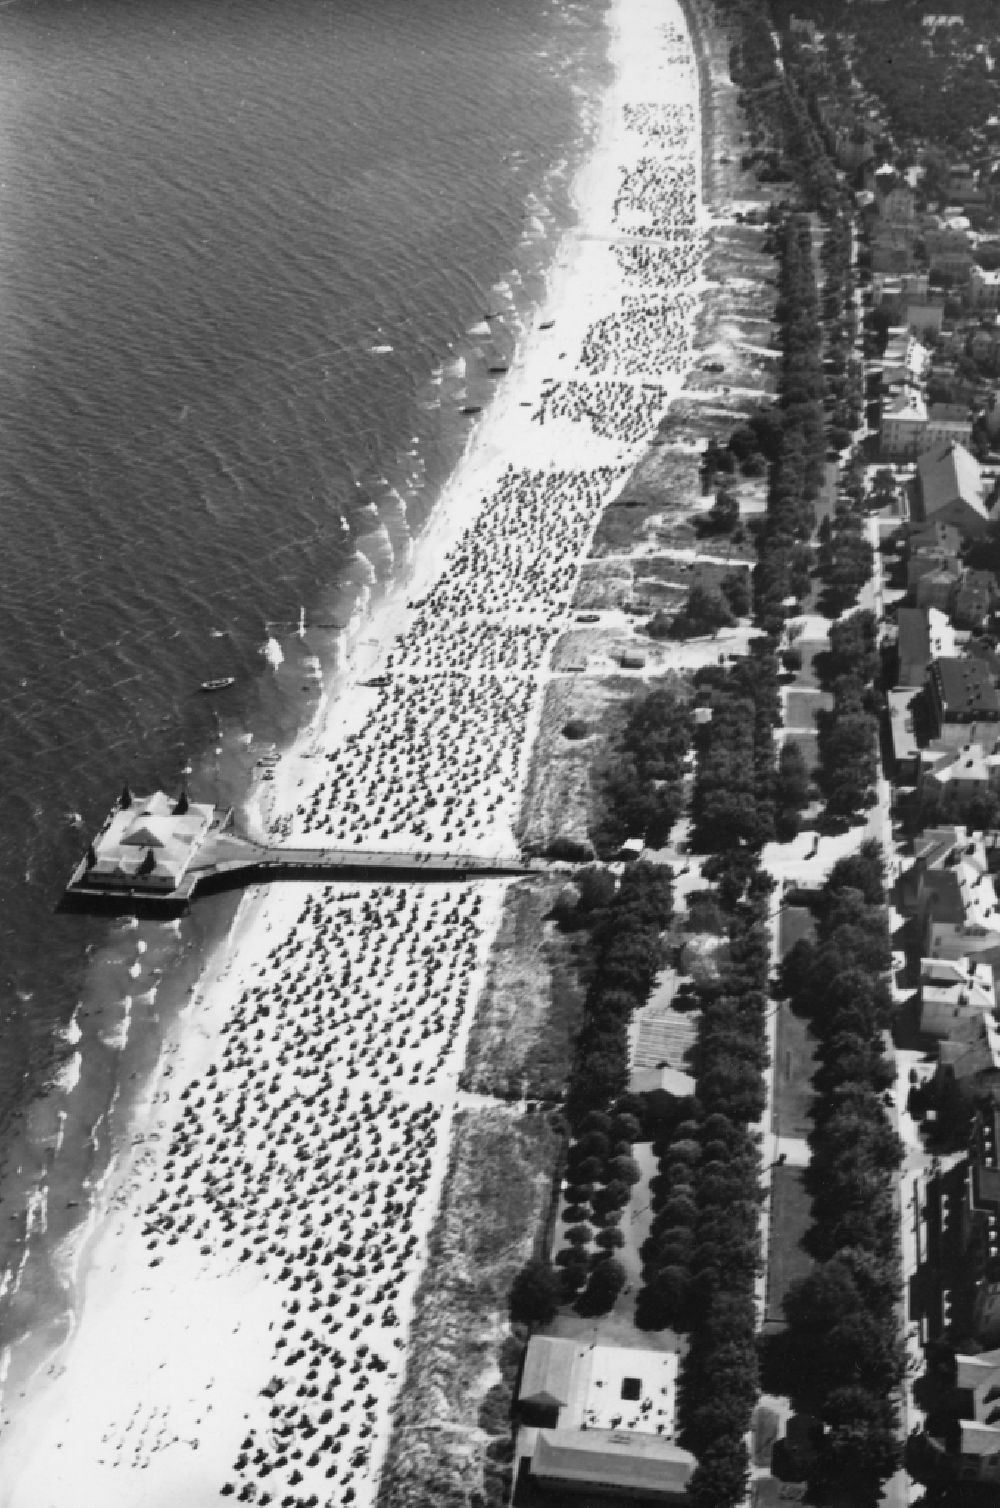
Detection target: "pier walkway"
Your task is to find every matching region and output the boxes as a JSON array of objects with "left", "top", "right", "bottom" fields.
[{"left": 63, "top": 791, "right": 539, "bottom": 915}]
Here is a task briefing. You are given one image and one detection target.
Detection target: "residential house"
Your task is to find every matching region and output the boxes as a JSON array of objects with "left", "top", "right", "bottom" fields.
[
  {"left": 876, "top": 175, "right": 917, "bottom": 228},
  {"left": 905, "top": 300, "right": 947, "bottom": 336},
  {"left": 907, "top": 520, "right": 964, "bottom": 595},
  {"left": 917, "top": 441, "right": 992, "bottom": 536},
  {"left": 927, "top": 405, "right": 974, "bottom": 451},
  {"left": 969, "top": 325, "right": 1000, "bottom": 371},
  {"left": 898, "top": 607, "right": 933, "bottom": 686},
  {"left": 884, "top": 331, "right": 932, "bottom": 392},
  {"left": 788, "top": 15, "right": 819, "bottom": 44},
  {"left": 927, "top": 657, "right": 1000, "bottom": 743},
  {"left": 947, "top": 1350, "right": 1000, "bottom": 1481},
  {"left": 888, "top": 688, "right": 923, "bottom": 781},
  {"left": 920, "top": 956, "right": 996, "bottom": 1039},
  {"left": 872, "top": 225, "right": 916, "bottom": 275},
  {"left": 898, "top": 826, "right": 998, "bottom": 941},
  {"left": 953, "top": 570, "right": 998, "bottom": 629},
  {"left": 920, "top": 740, "right": 1000, "bottom": 810},
  {"left": 925, "top": 227, "right": 975, "bottom": 283},
  {"left": 938, "top": 1011, "right": 1000, "bottom": 1090},
  {"left": 970, "top": 266, "right": 1000, "bottom": 310},
  {"left": 882, "top": 391, "right": 927, "bottom": 456},
  {"left": 875, "top": 271, "right": 930, "bottom": 311},
  {"left": 897, "top": 606, "right": 956, "bottom": 686},
  {"left": 835, "top": 128, "right": 874, "bottom": 176}
]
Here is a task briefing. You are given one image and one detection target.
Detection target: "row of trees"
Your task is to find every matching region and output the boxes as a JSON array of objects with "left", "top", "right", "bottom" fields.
[
  {"left": 753, "top": 212, "right": 825, "bottom": 633},
  {"left": 814, "top": 609, "right": 881, "bottom": 819},
  {"left": 769, "top": 843, "right": 904, "bottom": 1503},
  {"left": 509, "top": 862, "right": 680, "bottom": 1327},
  {"left": 690, "top": 642, "right": 782, "bottom": 851},
  {"left": 641, "top": 859, "right": 772, "bottom": 1508},
  {"left": 597, "top": 687, "right": 694, "bottom": 855}
]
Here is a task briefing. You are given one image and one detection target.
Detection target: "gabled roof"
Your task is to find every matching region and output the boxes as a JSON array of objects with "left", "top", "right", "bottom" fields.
[
  {"left": 930, "top": 658, "right": 1000, "bottom": 719},
  {"left": 519, "top": 1338, "right": 578, "bottom": 1410},
  {"left": 898, "top": 607, "right": 930, "bottom": 665},
  {"left": 958, "top": 1348, "right": 1000, "bottom": 1392},
  {"left": 918, "top": 441, "right": 986, "bottom": 522},
  {"left": 531, "top": 1429, "right": 695, "bottom": 1495},
  {"left": 960, "top": 1420, "right": 1000, "bottom": 1457}
]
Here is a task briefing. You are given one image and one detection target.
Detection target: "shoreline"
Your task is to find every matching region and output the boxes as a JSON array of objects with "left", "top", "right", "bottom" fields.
[{"left": 0, "top": 0, "right": 707, "bottom": 1502}]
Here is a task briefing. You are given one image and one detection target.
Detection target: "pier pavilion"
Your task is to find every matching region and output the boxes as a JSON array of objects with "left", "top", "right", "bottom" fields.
[{"left": 64, "top": 787, "right": 536, "bottom": 915}]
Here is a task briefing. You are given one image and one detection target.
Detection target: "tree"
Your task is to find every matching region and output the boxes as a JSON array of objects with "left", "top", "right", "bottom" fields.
[
  {"left": 592, "top": 1179, "right": 631, "bottom": 1217},
  {"left": 721, "top": 569, "right": 751, "bottom": 617},
  {"left": 595, "top": 1226, "right": 625, "bottom": 1250},
  {"left": 674, "top": 583, "right": 736, "bottom": 638},
  {"left": 509, "top": 1259, "right": 561, "bottom": 1326},
  {"left": 812, "top": 1386, "right": 901, "bottom": 1500},
  {"left": 606, "top": 1154, "right": 642, "bottom": 1186},
  {"left": 576, "top": 1257, "right": 626, "bottom": 1317}
]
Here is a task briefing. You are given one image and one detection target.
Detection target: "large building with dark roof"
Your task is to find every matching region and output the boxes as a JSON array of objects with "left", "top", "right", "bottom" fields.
[
  {"left": 927, "top": 658, "right": 1000, "bottom": 745},
  {"left": 917, "top": 442, "right": 992, "bottom": 537}
]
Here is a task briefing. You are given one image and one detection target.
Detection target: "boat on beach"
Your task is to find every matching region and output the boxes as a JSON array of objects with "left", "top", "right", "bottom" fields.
[{"left": 198, "top": 677, "right": 236, "bottom": 693}]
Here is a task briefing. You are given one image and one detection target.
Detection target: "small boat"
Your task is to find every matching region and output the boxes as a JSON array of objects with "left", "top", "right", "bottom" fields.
[
  {"left": 459, "top": 404, "right": 482, "bottom": 416},
  {"left": 198, "top": 677, "right": 236, "bottom": 693}
]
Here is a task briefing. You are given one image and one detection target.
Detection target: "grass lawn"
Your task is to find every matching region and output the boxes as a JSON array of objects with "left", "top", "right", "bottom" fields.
[
  {"left": 784, "top": 689, "right": 831, "bottom": 732},
  {"left": 791, "top": 638, "right": 828, "bottom": 689},
  {"left": 751, "top": 1479, "right": 806, "bottom": 1506},
  {"left": 766, "top": 1165, "right": 813, "bottom": 1328},
  {"left": 777, "top": 905, "right": 815, "bottom": 960},
  {"left": 773, "top": 1001, "right": 817, "bottom": 1139},
  {"left": 783, "top": 730, "right": 819, "bottom": 778}
]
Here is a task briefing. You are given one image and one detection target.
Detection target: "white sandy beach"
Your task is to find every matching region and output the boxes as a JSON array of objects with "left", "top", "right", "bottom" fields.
[{"left": 0, "top": 2, "right": 706, "bottom": 1504}]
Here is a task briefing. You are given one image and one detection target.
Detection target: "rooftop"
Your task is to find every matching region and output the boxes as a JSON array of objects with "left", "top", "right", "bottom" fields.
[
  {"left": 530, "top": 1429, "right": 695, "bottom": 1496},
  {"left": 931, "top": 657, "right": 1000, "bottom": 718}
]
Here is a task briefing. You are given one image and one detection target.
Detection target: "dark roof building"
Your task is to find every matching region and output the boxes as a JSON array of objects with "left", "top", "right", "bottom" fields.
[
  {"left": 530, "top": 1429, "right": 694, "bottom": 1502},
  {"left": 917, "top": 442, "right": 991, "bottom": 537},
  {"left": 928, "top": 658, "right": 1000, "bottom": 741},
  {"left": 897, "top": 607, "right": 932, "bottom": 687}
]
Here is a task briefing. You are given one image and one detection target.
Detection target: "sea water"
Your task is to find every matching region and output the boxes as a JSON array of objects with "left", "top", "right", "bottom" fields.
[{"left": 0, "top": 0, "right": 609, "bottom": 1364}]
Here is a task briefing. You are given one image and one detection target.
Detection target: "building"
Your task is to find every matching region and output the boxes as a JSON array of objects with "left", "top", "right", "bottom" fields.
[
  {"left": 874, "top": 271, "right": 930, "bottom": 312},
  {"left": 898, "top": 827, "right": 1000, "bottom": 942},
  {"left": 919, "top": 956, "right": 996, "bottom": 1038},
  {"left": 952, "top": 570, "right": 998, "bottom": 629},
  {"left": 917, "top": 442, "right": 991, "bottom": 536},
  {"left": 905, "top": 300, "right": 947, "bottom": 336},
  {"left": 882, "top": 391, "right": 927, "bottom": 457},
  {"left": 927, "top": 658, "right": 1000, "bottom": 744},
  {"left": 920, "top": 740, "right": 1000, "bottom": 805},
  {"left": 884, "top": 331, "right": 931, "bottom": 392},
  {"left": 875, "top": 175, "right": 916, "bottom": 228},
  {"left": 516, "top": 1337, "right": 695, "bottom": 1503},
  {"left": 82, "top": 789, "right": 218, "bottom": 894},
  {"left": 925, "top": 227, "right": 975, "bottom": 282},
  {"left": 897, "top": 607, "right": 932, "bottom": 686},
  {"left": 872, "top": 226, "right": 916, "bottom": 275},
  {"left": 888, "top": 688, "right": 923, "bottom": 780},
  {"left": 927, "top": 405, "right": 974, "bottom": 452},
  {"left": 970, "top": 266, "right": 1000, "bottom": 310},
  {"left": 907, "top": 520, "right": 963, "bottom": 583},
  {"left": 530, "top": 1431, "right": 694, "bottom": 1502}
]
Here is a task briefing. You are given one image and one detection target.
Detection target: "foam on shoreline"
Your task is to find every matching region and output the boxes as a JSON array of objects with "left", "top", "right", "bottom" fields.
[{"left": 0, "top": 2, "right": 707, "bottom": 1503}]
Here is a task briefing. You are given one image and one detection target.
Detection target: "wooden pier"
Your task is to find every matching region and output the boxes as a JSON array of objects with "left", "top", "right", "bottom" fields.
[{"left": 62, "top": 789, "right": 537, "bottom": 916}]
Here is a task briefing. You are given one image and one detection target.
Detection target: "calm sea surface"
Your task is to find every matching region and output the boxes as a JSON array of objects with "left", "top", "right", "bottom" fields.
[{"left": 0, "top": 0, "right": 608, "bottom": 1357}]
